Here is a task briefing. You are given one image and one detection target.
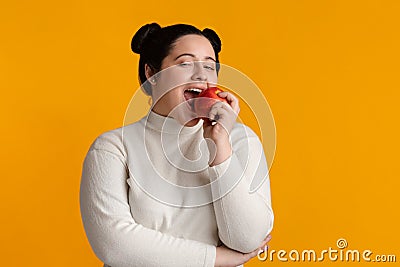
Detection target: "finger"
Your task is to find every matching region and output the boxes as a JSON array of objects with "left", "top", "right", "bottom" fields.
[
  {"left": 262, "top": 235, "right": 272, "bottom": 244},
  {"left": 218, "top": 91, "right": 239, "bottom": 112},
  {"left": 216, "top": 100, "right": 239, "bottom": 118},
  {"left": 211, "top": 100, "right": 225, "bottom": 109},
  {"left": 220, "top": 100, "right": 235, "bottom": 111},
  {"left": 210, "top": 98, "right": 237, "bottom": 117},
  {"left": 258, "top": 242, "right": 269, "bottom": 251},
  {"left": 208, "top": 107, "right": 219, "bottom": 121},
  {"left": 208, "top": 103, "right": 225, "bottom": 120},
  {"left": 259, "top": 236, "right": 272, "bottom": 250},
  {"left": 209, "top": 103, "right": 227, "bottom": 116},
  {"left": 209, "top": 109, "right": 232, "bottom": 126},
  {"left": 259, "top": 240, "right": 268, "bottom": 249},
  {"left": 209, "top": 103, "right": 236, "bottom": 118}
]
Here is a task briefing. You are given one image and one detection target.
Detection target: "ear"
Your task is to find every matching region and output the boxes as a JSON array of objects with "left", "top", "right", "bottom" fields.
[{"left": 145, "top": 64, "right": 156, "bottom": 85}]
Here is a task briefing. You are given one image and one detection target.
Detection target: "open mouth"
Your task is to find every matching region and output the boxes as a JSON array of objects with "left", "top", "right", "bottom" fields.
[{"left": 184, "top": 88, "right": 203, "bottom": 110}]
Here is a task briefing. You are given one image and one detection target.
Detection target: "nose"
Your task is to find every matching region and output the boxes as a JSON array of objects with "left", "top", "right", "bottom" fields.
[{"left": 191, "top": 62, "right": 207, "bottom": 81}]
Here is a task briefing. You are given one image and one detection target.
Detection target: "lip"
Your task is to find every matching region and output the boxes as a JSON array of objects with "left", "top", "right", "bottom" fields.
[
  {"left": 182, "top": 83, "right": 209, "bottom": 113},
  {"left": 184, "top": 83, "right": 208, "bottom": 94},
  {"left": 183, "top": 84, "right": 207, "bottom": 100}
]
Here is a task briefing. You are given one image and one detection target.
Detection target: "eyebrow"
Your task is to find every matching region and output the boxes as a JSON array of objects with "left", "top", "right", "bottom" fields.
[{"left": 174, "top": 53, "right": 216, "bottom": 62}]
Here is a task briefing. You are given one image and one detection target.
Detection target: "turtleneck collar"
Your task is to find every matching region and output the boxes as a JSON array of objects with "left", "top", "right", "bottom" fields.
[{"left": 142, "top": 109, "right": 203, "bottom": 135}]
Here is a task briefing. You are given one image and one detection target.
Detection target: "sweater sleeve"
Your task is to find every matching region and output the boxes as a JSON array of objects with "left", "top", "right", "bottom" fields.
[
  {"left": 79, "top": 132, "right": 216, "bottom": 267},
  {"left": 208, "top": 125, "right": 274, "bottom": 253}
]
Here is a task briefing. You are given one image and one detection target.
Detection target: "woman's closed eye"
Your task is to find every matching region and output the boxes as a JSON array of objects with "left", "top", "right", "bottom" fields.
[
  {"left": 179, "top": 61, "right": 194, "bottom": 67},
  {"left": 203, "top": 62, "right": 215, "bottom": 71},
  {"left": 178, "top": 61, "right": 216, "bottom": 74}
]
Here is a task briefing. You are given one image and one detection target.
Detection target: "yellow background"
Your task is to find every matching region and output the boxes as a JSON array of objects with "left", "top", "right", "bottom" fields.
[{"left": 1, "top": 0, "right": 399, "bottom": 266}]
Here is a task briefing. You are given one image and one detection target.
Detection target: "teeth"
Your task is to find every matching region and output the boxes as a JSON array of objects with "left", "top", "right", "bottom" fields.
[{"left": 186, "top": 88, "right": 202, "bottom": 93}]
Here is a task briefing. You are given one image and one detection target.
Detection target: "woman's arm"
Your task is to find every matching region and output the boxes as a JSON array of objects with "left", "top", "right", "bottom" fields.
[
  {"left": 203, "top": 92, "right": 274, "bottom": 254},
  {"left": 79, "top": 135, "right": 216, "bottom": 267},
  {"left": 208, "top": 128, "right": 274, "bottom": 254}
]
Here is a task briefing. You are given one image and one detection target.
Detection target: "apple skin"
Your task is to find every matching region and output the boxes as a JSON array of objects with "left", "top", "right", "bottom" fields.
[{"left": 193, "top": 87, "right": 228, "bottom": 119}]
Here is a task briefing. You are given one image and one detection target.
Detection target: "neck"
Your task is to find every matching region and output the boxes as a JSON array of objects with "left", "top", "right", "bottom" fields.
[{"left": 151, "top": 104, "right": 200, "bottom": 127}]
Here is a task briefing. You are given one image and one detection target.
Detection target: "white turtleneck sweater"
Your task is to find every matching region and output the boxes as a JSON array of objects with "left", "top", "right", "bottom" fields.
[{"left": 80, "top": 110, "right": 274, "bottom": 267}]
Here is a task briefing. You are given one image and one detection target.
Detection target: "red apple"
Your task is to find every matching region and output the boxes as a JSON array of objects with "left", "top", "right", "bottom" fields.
[{"left": 193, "top": 87, "right": 228, "bottom": 119}]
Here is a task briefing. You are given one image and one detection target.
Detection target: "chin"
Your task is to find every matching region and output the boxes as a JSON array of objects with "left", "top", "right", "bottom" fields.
[{"left": 170, "top": 107, "right": 199, "bottom": 127}]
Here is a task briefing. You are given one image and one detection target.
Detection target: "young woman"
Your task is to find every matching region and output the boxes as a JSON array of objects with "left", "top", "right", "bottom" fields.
[{"left": 80, "top": 23, "right": 274, "bottom": 267}]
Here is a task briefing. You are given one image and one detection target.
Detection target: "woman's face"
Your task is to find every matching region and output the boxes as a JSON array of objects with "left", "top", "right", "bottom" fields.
[{"left": 150, "top": 34, "right": 218, "bottom": 126}]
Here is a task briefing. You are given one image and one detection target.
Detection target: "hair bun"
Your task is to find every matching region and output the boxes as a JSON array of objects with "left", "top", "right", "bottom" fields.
[
  {"left": 202, "top": 28, "right": 221, "bottom": 53},
  {"left": 131, "top": 23, "right": 161, "bottom": 54}
]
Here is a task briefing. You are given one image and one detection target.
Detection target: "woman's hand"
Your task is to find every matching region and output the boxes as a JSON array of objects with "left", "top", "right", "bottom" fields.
[
  {"left": 214, "top": 234, "right": 271, "bottom": 267},
  {"left": 203, "top": 91, "right": 240, "bottom": 166},
  {"left": 203, "top": 91, "right": 240, "bottom": 143}
]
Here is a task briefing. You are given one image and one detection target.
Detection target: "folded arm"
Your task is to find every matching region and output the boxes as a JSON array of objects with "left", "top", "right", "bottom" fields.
[{"left": 208, "top": 126, "right": 274, "bottom": 253}]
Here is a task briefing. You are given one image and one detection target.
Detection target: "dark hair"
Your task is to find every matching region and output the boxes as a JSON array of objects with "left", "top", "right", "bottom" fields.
[{"left": 131, "top": 23, "right": 222, "bottom": 95}]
